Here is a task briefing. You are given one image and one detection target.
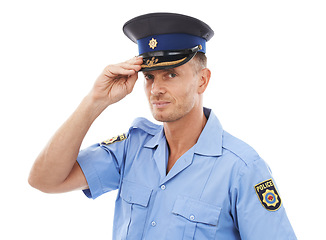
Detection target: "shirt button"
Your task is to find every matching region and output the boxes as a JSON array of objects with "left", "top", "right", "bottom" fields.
[
  {"left": 189, "top": 215, "right": 195, "bottom": 221},
  {"left": 151, "top": 221, "right": 157, "bottom": 227},
  {"left": 160, "top": 185, "right": 166, "bottom": 190}
]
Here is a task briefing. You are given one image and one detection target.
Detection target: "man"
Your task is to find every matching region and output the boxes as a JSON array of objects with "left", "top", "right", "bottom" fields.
[{"left": 29, "top": 13, "right": 297, "bottom": 239}]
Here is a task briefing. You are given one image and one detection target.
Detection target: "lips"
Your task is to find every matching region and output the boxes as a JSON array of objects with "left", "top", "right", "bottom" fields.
[{"left": 151, "top": 100, "right": 171, "bottom": 108}]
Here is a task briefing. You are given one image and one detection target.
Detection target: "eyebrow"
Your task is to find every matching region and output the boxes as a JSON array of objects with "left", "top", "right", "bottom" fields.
[
  {"left": 143, "top": 68, "right": 177, "bottom": 76},
  {"left": 163, "top": 68, "right": 177, "bottom": 74}
]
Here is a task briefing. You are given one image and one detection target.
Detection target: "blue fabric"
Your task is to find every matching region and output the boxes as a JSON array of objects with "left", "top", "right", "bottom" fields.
[
  {"left": 137, "top": 33, "right": 206, "bottom": 54},
  {"left": 77, "top": 108, "right": 297, "bottom": 240}
]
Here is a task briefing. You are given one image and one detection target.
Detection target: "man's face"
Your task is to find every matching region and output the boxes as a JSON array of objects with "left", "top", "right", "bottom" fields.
[{"left": 143, "top": 60, "right": 201, "bottom": 122}]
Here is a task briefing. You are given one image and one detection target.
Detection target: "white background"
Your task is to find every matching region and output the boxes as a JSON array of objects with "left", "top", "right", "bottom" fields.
[{"left": 1, "top": 1, "right": 325, "bottom": 239}]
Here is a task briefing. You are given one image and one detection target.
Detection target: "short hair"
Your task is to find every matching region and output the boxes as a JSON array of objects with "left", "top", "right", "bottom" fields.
[{"left": 192, "top": 52, "right": 207, "bottom": 74}]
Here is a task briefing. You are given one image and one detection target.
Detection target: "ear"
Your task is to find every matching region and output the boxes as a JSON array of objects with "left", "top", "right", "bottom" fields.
[{"left": 197, "top": 68, "right": 211, "bottom": 94}]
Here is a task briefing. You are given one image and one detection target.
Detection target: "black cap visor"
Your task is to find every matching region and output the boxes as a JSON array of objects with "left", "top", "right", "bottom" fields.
[{"left": 139, "top": 45, "right": 201, "bottom": 71}]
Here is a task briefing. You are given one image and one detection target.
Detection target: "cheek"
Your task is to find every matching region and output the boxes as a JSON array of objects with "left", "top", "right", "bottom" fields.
[
  {"left": 182, "top": 85, "right": 199, "bottom": 106},
  {"left": 182, "top": 81, "right": 197, "bottom": 97},
  {"left": 144, "top": 81, "right": 151, "bottom": 97}
]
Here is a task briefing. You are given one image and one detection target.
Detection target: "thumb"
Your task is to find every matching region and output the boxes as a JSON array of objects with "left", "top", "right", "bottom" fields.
[{"left": 125, "top": 71, "right": 139, "bottom": 94}]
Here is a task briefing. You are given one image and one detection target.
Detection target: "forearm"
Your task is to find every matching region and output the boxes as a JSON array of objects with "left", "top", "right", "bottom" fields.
[
  {"left": 28, "top": 94, "right": 107, "bottom": 191},
  {"left": 29, "top": 57, "right": 142, "bottom": 193}
]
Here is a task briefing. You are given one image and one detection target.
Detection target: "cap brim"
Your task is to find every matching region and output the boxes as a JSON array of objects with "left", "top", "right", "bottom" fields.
[
  {"left": 139, "top": 45, "right": 200, "bottom": 71},
  {"left": 140, "top": 52, "right": 196, "bottom": 71}
]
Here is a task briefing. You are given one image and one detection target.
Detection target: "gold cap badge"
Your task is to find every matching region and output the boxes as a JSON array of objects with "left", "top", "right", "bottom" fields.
[{"left": 148, "top": 38, "right": 158, "bottom": 49}]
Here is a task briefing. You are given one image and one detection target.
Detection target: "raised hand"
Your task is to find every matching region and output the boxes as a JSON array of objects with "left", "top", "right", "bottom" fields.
[{"left": 90, "top": 56, "right": 143, "bottom": 108}]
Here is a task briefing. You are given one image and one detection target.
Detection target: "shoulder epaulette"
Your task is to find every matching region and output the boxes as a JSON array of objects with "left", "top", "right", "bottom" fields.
[
  {"left": 130, "top": 117, "right": 162, "bottom": 136},
  {"left": 222, "top": 131, "right": 260, "bottom": 165}
]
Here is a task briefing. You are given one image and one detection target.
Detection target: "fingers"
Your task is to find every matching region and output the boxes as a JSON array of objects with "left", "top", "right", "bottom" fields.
[
  {"left": 90, "top": 56, "right": 143, "bottom": 106},
  {"left": 104, "top": 56, "right": 143, "bottom": 78},
  {"left": 125, "top": 70, "right": 139, "bottom": 94},
  {"left": 125, "top": 55, "right": 143, "bottom": 66}
]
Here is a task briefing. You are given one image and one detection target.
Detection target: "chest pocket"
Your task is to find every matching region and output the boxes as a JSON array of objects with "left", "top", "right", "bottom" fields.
[
  {"left": 167, "top": 195, "right": 221, "bottom": 240},
  {"left": 120, "top": 180, "right": 153, "bottom": 239}
]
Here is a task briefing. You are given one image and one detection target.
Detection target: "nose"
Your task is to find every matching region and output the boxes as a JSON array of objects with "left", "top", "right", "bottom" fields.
[{"left": 150, "top": 78, "right": 166, "bottom": 96}]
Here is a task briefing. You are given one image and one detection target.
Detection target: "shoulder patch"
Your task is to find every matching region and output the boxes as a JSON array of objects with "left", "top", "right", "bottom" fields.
[
  {"left": 101, "top": 133, "right": 127, "bottom": 145},
  {"left": 254, "top": 179, "right": 282, "bottom": 211}
]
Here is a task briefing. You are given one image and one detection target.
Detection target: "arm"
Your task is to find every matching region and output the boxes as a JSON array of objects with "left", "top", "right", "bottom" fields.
[
  {"left": 28, "top": 56, "right": 143, "bottom": 193},
  {"left": 232, "top": 159, "right": 297, "bottom": 239}
]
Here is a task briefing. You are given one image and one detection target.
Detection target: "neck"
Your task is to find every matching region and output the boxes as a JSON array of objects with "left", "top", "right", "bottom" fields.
[{"left": 164, "top": 106, "right": 207, "bottom": 168}]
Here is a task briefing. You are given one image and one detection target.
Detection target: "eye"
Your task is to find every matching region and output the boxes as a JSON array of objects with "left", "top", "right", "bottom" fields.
[
  {"left": 169, "top": 73, "right": 177, "bottom": 78},
  {"left": 144, "top": 74, "right": 154, "bottom": 81}
]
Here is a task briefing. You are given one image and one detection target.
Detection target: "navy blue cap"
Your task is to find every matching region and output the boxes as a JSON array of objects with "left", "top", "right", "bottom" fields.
[{"left": 123, "top": 12, "right": 214, "bottom": 71}]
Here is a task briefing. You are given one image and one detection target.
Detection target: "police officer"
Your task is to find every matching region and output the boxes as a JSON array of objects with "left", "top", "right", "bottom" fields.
[{"left": 29, "top": 13, "right": 297, "bottom": 239}]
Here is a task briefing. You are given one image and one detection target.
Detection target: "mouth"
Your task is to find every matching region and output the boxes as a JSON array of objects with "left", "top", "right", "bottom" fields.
[{"left": 151, "top": 101, "right": 171, "bottom": 108}]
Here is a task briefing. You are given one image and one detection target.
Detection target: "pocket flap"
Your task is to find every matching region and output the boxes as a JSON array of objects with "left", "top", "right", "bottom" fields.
[
  {"left": 120, "top": 180, "right": 153, "bottom": 207},
  {"left": 172, "top": 195, "right": 221, "bottom": 226}
]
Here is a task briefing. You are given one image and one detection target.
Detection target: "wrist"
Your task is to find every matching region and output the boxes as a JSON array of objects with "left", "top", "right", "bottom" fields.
[{"left": 80, "top": 93, "right": 110, "bottom": 122}]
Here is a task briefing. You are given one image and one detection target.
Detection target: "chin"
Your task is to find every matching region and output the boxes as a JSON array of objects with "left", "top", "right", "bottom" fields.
[
  {"left": 151, "top": 110, "right": 183, "bottom": 123},
  {"left": 151, "top": 111, "right": 168, "bottom": 122},
  {"left": 150, "top": 103, "right": 195, "bottom": 123},
  {"left": 152, "top": 113, "right": 168, "bottom": 122}
]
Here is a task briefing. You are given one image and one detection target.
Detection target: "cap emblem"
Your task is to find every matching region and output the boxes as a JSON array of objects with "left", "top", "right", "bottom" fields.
[
  {"left": 148, "top": 38, "right": 158, "bottom": 49},
  {"left": 145, "top": 57, "right": 158, "bottom": 67}
]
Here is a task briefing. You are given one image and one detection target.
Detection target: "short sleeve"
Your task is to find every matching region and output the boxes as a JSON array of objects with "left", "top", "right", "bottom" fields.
[
  {"left": 77, "top": 137, "right": 127, "bottom": 199},
  {"left": 232, "top": 158, "right": 297, "bottom": 240}
]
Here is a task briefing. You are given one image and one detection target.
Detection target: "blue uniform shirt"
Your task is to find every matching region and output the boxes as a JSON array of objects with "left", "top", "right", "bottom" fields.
[{"left": 77, "top": 108, "right": 297, "bottom": 239}]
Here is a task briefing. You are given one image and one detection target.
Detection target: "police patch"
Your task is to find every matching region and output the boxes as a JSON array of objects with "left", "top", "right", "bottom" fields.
[
  {"left": 101, "top": 133, "right": 127, "bottom": 145},
  {"left": 254, "top": 179, "right": 282, "bottom": 211}
]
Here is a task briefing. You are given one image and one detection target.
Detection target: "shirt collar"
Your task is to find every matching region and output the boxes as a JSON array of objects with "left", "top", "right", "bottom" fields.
[
  {"left": 144, "top": 125, "right": 164, "bottom": 148},
  {"left": 144, "top": 108, "right": 223, "bottom": 157},
  {"left": 194, "top": 108, "right": 223, "bottom": 156}
]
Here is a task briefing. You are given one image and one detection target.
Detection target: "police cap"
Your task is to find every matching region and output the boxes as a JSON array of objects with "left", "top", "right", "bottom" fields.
[{"left": 123, "top": 12, "right": 214, "bottom": 71}]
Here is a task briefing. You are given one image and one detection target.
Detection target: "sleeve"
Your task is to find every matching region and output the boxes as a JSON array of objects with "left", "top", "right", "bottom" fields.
[
  {"left": 77, "top": 133, "right": 128, "bottom": 199},
  {"left": 231, "top": 158, "right": 297, "bottom": 240}
]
